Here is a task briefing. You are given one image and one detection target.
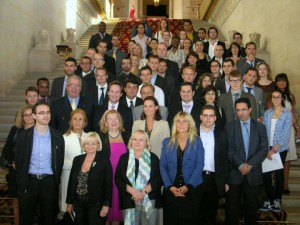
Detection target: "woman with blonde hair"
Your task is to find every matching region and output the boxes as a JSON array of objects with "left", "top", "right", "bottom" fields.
[
  {"left": 160, "top": 112, "right": 204, "bottom": 225},
  {"left": 133, "top": 43, "right": 148, "bottom": 69},
  {"left": 67, "top": 132, "right": 112, "bottom": 225},
  {"left": 130, "top": 54, "right": 141, "bottom": 76},
  {"left": 115, "top": 130, "right": 161, "bottom": 225},
  {"left": 60, "top": 109, "right": 88, "bottom": 214},
  {"left": 99, "top": 109, "right": 128, "bottom": 224},
  {"left": 2, "top": 105, "right": 34, "bottom": 197}
]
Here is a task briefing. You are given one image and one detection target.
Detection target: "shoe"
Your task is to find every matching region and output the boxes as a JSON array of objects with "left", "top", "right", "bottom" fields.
[
  {"left": 272, "top": 199, "right": 281, "bottom": 213},
  {"left": 259, "top": 200, "right": 273, "bottom": 211},
  {"left": 283, "top": 189, "right": 290, "bottom": 195}
]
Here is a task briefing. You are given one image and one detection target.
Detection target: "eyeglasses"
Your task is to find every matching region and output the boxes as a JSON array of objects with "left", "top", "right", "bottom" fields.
[
  {"left": 272, "top": 95, "right": 282, "bottom": 99},
  {"left": 68, "top": 84, "right": 81, "bottom": 88},
  {"left": 23, "top": 113, "right": 33, "bottom": 117},
  {"left": 229, "top": 79, "right": 241, "bottom": 83},
  {"left": 35, "top": 111, "right": 51, "bottom": 115}
]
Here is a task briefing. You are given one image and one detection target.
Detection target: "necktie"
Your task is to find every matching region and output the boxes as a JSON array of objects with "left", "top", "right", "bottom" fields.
[
  {"left": 183, "top": 104, "right": 190, "bottom": 113},
  {"left": 99, "top": 87, "right": 105, "bottom": 105},
  {"left": 243, "top": 122, "right": 250, "bottom": 159},
  {"left": 71, "top": 99, "right": 76, "bottom": 111},
  {"left": 100, "top": 33, "right": 104, "bottom": 39},
  {"left": 233, "top": 93, "right": 239, "bottom": 104},
  {"left": 251, "top": 60, "right": 255, "bottom": 67},
  {"left": 111, "top": 105, "right": 115, "bottom": 110},
  {"left": 246, "top": 87, "right": 252, "bottom": 93},
  {"left": 112, "top": 49, "right": 117, "bottom": 60},
  {"left": 130, "top": 100, "right": 134, "bottom": 109}
]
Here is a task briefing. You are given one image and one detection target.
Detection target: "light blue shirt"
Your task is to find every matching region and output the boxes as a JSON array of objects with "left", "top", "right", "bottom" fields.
[
  {"left": 151, "top": 74, "right": 157, "bottom": 85},
  {"left": 67, "top": 95, "right": 80, "bottom": 106},
  {"left": 243, "top": 83, "right": 255, "bottom": 96},
  {"left": 29, "top": 127, "right": 53, "bottom": 175}
]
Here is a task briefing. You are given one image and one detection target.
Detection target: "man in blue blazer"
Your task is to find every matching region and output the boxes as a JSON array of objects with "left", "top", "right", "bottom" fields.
[{"left": 226, "top": 97, "right": 268, "bottom": 225}]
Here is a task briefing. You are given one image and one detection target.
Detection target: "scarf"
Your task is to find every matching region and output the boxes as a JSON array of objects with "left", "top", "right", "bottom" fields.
[{"left": 124, "top": 148, "right": 153, "bottom": 225}]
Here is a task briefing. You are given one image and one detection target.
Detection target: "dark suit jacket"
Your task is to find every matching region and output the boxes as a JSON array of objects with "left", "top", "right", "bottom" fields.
[
  {"left": 236, "top": 57, "right": 265, "bottom": 75},
  {"left": 226, "top": 119, "right": 268, "bottom": 186},
  {"left": 85, "top": 83, "right": 109, "bottom": 107},
  {"left": 92, "top": 102, "right": 133, "bottom": 141},
  {"left": 165, "top": 59, "right": 180, "bottom": 86},
  {"left": 115, "top": 152, "right": 162, "bottom": 209},
  {"left": 204, "top": 41, "right": 226, "bottom": 55},
  {"left": 104, "top": 54, "right": 116, "bottom": 75},
  {"left": 98, "top": 132, "right": 129, "bottom": 159},
  {"left": 106, "top": 48, "right": 126, "bottom": 75},
  {"left": 50, "top": 76, "right": 88, "bottom": 100},
  {"left": 154, "top": 75, "right": 168, "bottom": 97},
  {"left": 215, "top": 78, "right": 228, "bottom": 95},
  {"left": 168, "top": 101, "right": 202, "bottom": 129},
  {"left": 218, "top": 91, "right": 258, "bottom": 124},
  {"left": 88, "top": 32, "right": 112, "bottom": 51},
  {"left": 226, "top": 46, "right": 246, "bottom": 58},
  {"left": 66, "top": 151, "right": 112, "bottom": 206},
  {"left": 119, "top": 95, "right": 143, "bottom": 108},
  {"left": 50, "top": 95, "right": 94, "bottom": 133},
  {"left": 15, "top": 127, "right": 64, "bottom": 192},
  {"left": 84, "top": 69, "right": 116, "bottom": 86}
]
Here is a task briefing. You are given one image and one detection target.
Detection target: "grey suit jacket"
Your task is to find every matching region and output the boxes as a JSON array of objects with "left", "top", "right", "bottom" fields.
[
  {"left": 218, "top": 91, "right": 258, "bottom": 124},
  {"left": 236, "top": 57, "right": 265, "bottom": 75},
  {"left": 132, "top": 105, "right": 168, "bottom": 121},
  {"left": 253, "top": 86, "right": 265, "bottom": 117},
  {"left": 132, "top": 120, "right": 170, "bottom": 158},
  {"left": 227, "top": 119, "right": 268, "bottom": 186},
  {"left": 106, "top": 48, "right": 126, "bottom": 75}
]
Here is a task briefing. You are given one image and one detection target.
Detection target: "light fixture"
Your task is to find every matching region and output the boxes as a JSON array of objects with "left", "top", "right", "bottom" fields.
[{"left": 154, "top": 0, "right": 160, "bottom": 7}]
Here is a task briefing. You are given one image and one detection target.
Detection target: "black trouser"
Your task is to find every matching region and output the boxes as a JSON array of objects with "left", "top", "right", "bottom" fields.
[
  {"left": 263, "top": 150, "right": 287, "bottom": 202},
  {"left": 163, "top": 186, "right": 200, "bottom": 225},
  {"left": 73, "top": 194, "right": 107, "bottom": 225},
  {"left": 225, "top": 177, "right": 260, "bottom": 225},
  {"left": 198, "top": 172, "right": 219, "bottom": 225},
  {"left": 18, "top": 175, "right": 58, "bottom": 225}
]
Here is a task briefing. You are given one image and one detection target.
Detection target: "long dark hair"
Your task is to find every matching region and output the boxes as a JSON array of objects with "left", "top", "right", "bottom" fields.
[
  {"left": 274, "top": 73, "right": 293, "bottom": 104},
  {"left": 141, "top": 96, "right": 162, "bottom": 121}
]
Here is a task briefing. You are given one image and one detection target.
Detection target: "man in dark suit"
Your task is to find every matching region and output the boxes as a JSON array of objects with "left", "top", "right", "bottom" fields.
[
  {"left": 218, "top": 70, "right": 258, "bottom": 125},
  {"left": 243, "top": 68, "right": 265, "bottom": 119},
  {"left": 215, "top": 58, "right": 234, "bottom": 94},
  {"left": 117, "top": 57, "right": 141, "bottom": 87},
  {"left": 227, "top": 32, "right": 246, "bottom": 57},
  {"left": 51, "top": 57, "right": 88, "bottom": 100},
  {"left": 92, "top": 81, "right": 133, "bottom": 140},
  {"left": 183, "top": 19, "right": 198, "bottom": 44},
  {"left": 85, "top": 53, "right": 116, "bottom": 87},
  {"left": 119, "top": 78, "right": 143, "bottom": 108},
  {"left": 236, "top": 41, "right": 265, "bottom": 75},
  {"left": 211, "top": 44, "right": 226, "bottom": 74},
  {"left": 226, "top": 97, "right": 268, "bottom": 225},
  {"left": 15, "top": 102, "right": 64, "bottom": 225},
  {"left": 50, "top": 75, "right": 93, "bottom": 133},
  {"left": 106, "top": 35, "right": 127, "bottom": 75},
  {"left": 75, "top": 48, "right": 96, "bottom": 76},
  {"left": 157, "top": 43, "right": 180, "bottom": 86},
  {"left": 97, "top": 40, "right": 116, "bottom": 75},
  {"left": 204, "top": 27, "right": 226, "bottom": 59},
  {"left": 85, "top": 68, "right": 109, "bottom": 107},
  {"left": 198, "top": 105, "right": 228, "bottom": 225},
  {"left": 75, "top": 56, "right": 93, "bottom": 78},
  {"left": 148, "top": 55, "right": 168, "bottom": 97},
  {"left": 89, "top": 21, "right": 112, "bottom": 51},
  {"left": 37, "top": 77, "right": 52, "bottom": 106},
  {"left": 168, "top": 82, "right": 201, "bottom": 129}
]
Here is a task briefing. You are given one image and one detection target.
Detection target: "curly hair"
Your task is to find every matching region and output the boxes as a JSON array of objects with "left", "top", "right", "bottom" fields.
[{"left": 99, "top": 109, "right": 125, "bottom": 133}]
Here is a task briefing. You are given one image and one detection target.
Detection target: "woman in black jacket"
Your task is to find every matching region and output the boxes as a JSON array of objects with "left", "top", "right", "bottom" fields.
[
  {"left": 115, "top": 130, "right": 161, "bottom": 225},
  {"left": 66, "top": 132, "right": 112, "bottom": 225}
]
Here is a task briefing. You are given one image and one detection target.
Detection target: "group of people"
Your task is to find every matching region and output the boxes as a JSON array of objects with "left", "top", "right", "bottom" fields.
[{"left": 1, "top": 18, "right": 299, "bottom": 225}]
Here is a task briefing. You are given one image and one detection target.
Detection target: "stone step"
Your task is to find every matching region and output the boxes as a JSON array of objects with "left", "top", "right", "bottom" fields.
[
  {"left": 284, "top": 207, "right": 300, "bottom": 224},
  {"left": 282, "top": 191, "right": 300, "bottom": 208},
  {"left": 288, "top": 177, "right": 300, "bottom": 191}
]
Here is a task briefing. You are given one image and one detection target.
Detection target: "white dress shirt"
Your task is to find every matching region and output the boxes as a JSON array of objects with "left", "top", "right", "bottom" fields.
[
  {"left": 137, "top": 84, "right": 165, "bottom": 106},
  {"left": 200, "top": 125, "right": 215, "bottom": 172}
]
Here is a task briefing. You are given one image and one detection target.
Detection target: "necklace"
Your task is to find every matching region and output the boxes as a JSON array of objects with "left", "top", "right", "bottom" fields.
[{"left": 108, "top": 131, "right": 120, "bottom": 139}]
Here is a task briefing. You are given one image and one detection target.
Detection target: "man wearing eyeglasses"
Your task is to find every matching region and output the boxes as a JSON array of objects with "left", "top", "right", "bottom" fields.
[
  {"left": 50, "top": 75, "right": 93, "bottom": 133},
  {"left": 75, "top": 56, "right": 93, "bottom": 78},
  {"left": 51, "top": 57, "right": 88, "bottom": 100},
  {"left": 218, "top": 70, "right": 258, "bottom": 124},
  {"left": 15, "top": 101, "right": 65, "bottom": 225},
  {"left": 198, "top": 104, "right": 228, "bottom": 225}
]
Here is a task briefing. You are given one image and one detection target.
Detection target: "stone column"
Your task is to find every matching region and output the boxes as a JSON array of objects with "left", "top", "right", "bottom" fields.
[{"left": 109, "top": 0, "right": 114, "bottom": 18}]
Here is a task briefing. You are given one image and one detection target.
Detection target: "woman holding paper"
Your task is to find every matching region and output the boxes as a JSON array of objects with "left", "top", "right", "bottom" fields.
[{"left": 260, "top": 89, "right": 292, "bottom": 213}]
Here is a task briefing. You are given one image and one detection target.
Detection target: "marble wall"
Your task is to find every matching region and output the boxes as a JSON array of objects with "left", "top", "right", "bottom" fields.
[{"left": 219, "top": 0, "right": 300, "bottom": 110}]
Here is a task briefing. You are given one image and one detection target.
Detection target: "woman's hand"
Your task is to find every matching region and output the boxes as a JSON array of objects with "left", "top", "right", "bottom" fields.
[
  {"left": 170, "top": 186, "right": 185, "bottom": 197},
  {"left": 100, "top": 206, "right": 109, "bottom": 217},
  {"left": 267, "top": 150, "right": 274, "bottom": 160},
  {"left": 66, "top": 204, "right": 73, "bottom": 214},
  {"left": 131, "top": 188, "right": 144, "bottom": 203}
]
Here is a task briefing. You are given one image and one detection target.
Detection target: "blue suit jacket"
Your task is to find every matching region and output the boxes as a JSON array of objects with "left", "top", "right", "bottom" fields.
[{"left": 160, "top": 137, "right": 204, "bottom": 188}]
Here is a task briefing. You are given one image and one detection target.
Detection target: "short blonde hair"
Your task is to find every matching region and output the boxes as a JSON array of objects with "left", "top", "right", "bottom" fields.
[
  {"left": 169, "top": 112, "right": 198, "bottom": 147},
  {"left": 81, "top": 132, "right": 102, "bottom": 152},
  {"left": 128, "top": 130, "right": 151, "bottom": 151},
  {"left": 99, "top": 109, "right": 125, "bottom": 133},
  {"left": 65, "top": 109, "right": 88, "bottom": 136}
]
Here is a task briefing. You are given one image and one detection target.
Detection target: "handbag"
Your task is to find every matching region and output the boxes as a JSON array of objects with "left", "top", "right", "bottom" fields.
[{"left": 61, "top": 211, "right": 78, "bottom": 225}]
